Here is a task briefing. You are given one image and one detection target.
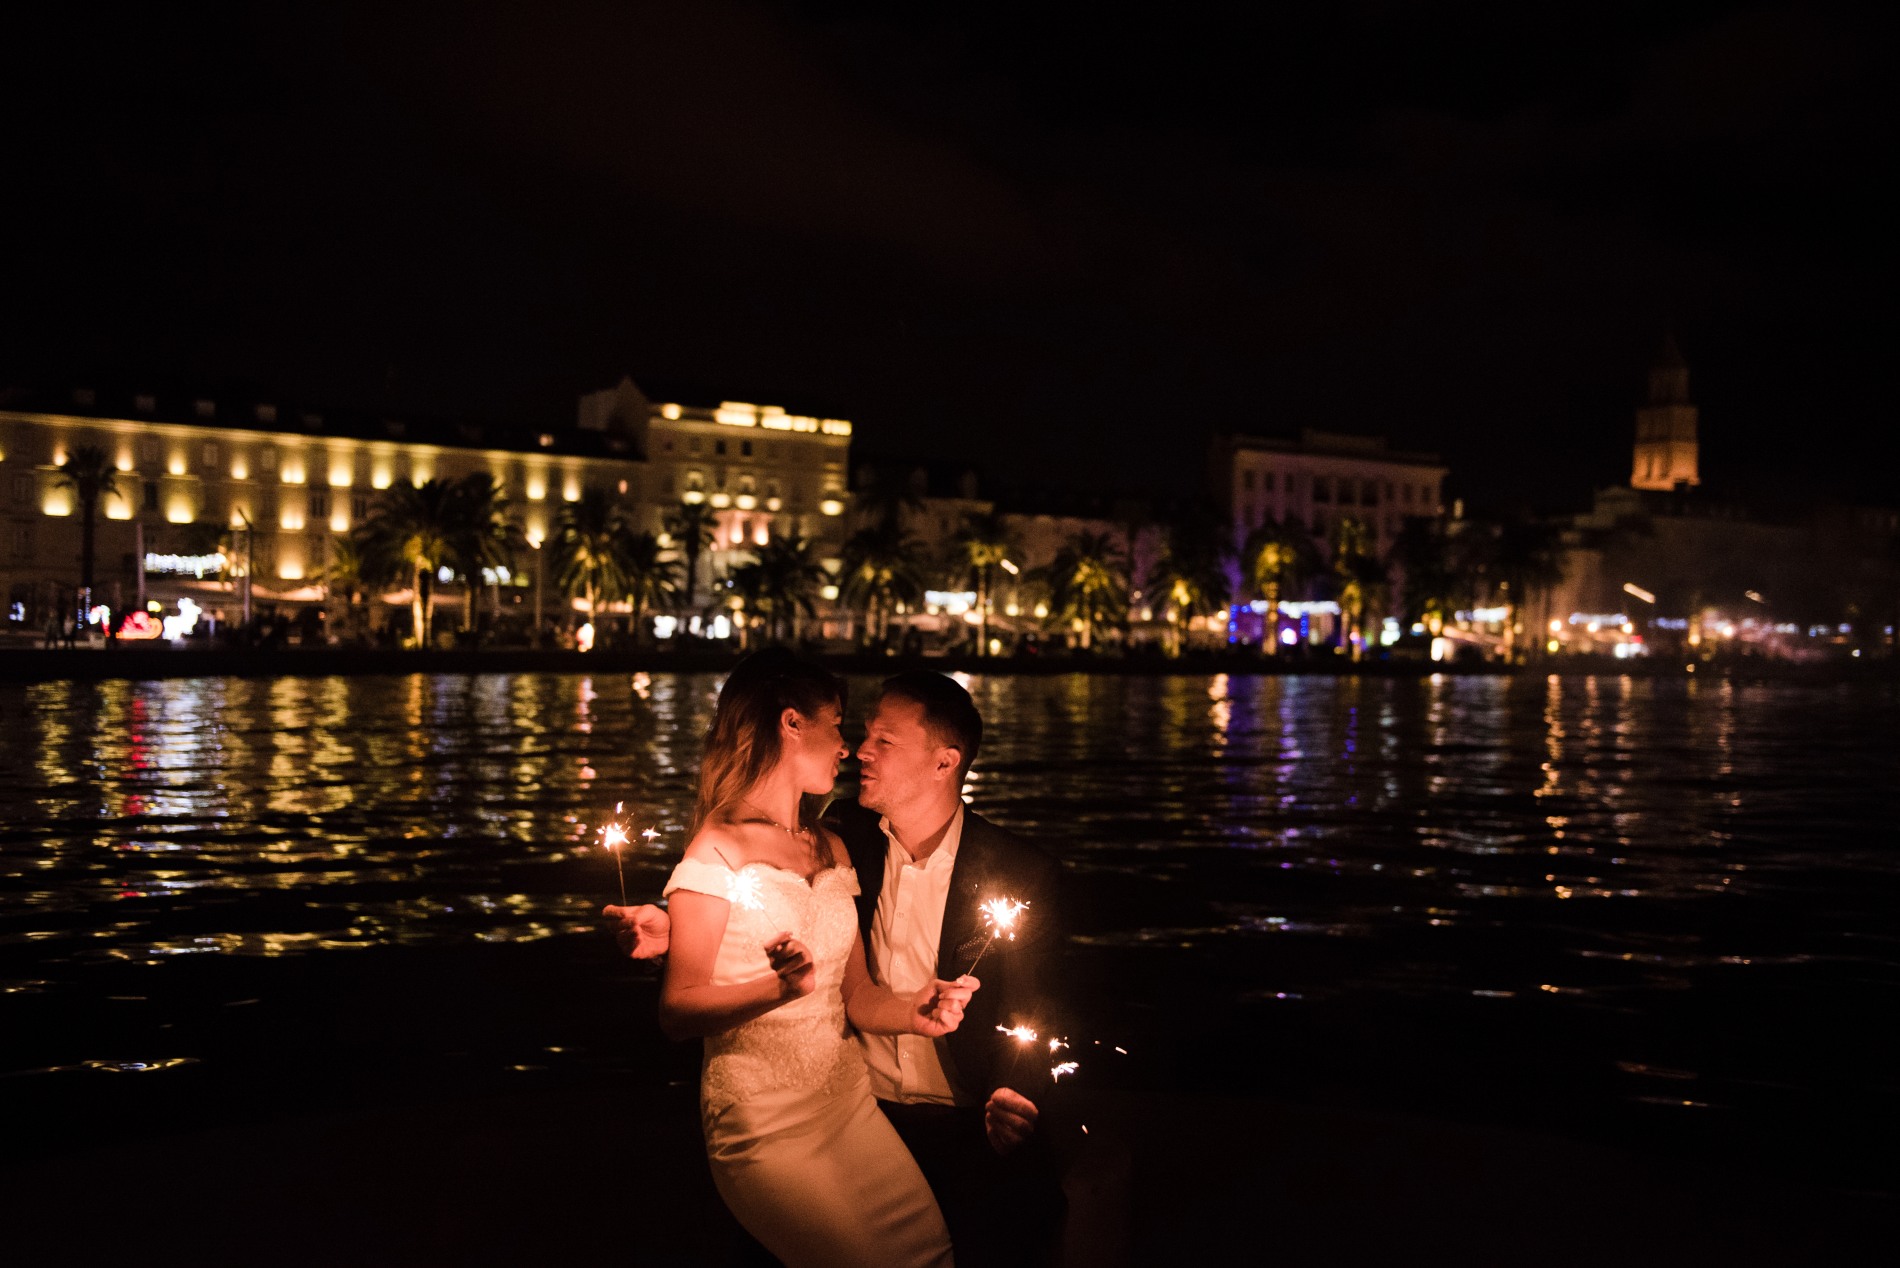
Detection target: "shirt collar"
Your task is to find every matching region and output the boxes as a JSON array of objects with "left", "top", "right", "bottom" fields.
[{"left": 879, "top": 802, "right": 964, "bottom": 870}]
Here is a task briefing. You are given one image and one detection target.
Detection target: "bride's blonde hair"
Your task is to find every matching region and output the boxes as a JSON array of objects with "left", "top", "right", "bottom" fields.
[{"left": 691, "top": 648, "right": 846, "bottom": 837}]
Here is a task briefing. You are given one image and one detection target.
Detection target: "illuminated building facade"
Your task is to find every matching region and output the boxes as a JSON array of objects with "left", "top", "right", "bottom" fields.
[
  {"left": 578, "top": 377, "right": 852, "bottom": 590},
  {"left": 1630, "top": 335, "right": 1699, "bottom": 491},
  {"left": 1210, "top": 428, "right": 1447, "bottom": 564},
  {"left": 3, "top": 379, "right": 853, "bottom": 637}
]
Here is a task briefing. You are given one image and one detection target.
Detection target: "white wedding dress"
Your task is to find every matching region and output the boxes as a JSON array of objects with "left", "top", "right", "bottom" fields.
[{"left": 664, "top": 857, "right": 953, "bottom": 1268}]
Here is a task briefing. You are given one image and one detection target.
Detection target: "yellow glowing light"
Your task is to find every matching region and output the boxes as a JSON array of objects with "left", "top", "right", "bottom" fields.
[
  {"left": 105, "top": 500, "right": 133, "bottom": 521},
  {"left": 1547, "top": 639, "right": 1561, "bottom": 654},
  {"left": 331, "top": 510, "right": 350, "bottom": 532},
  {"left": 765, "top": 496, "right": 782, "bottom": 512},
  {"left": 231, "top": 460, "right": 249, "bottom": 480},
  {"left": 735, "top": 494, "right": 757, "bottom": 510},
  {"left": 661, "top": 403, "right": 682, "bottom": 420},
  {"left": 281, "top": 509, "right": 304, "bottom": 531},
  {"left": 166, "top": 502, "right": 194, "bottom": 524},
  {"left": 819, "top": 498, "right": 844, "bottom": 516},
  {"left": 996, "top": 1024, "right": 1039, "bottom": 1043},
  {"left": 1548, "top": 619, "right": 1562, "bottom": 634},
  {"left": 526, "top": 476, "right": 546, "bottom": 501},
  {"left": 710, "top": 491, "right": 732, "bottom": 508},
  {"left": 329, "top": 461, "right": 353, "bottom": 487},
  {"left": 116, "top": 450, "right": 134, "bottom": 472},
  {"left": 821, "top": 584, "right": 839, "bottom": 601},
  {"left": 562, "top": 477, "right": 581, "bottom": 502},
  {"left": 280, "top": 459, "right": 305, "bottom": 485},
  {"left": 42, "top": 490, "right": 74, "bottom": 517},
  {"left": 980, "top": 897, "right": 1027, "bottom": 937},
  {"left": 726, "top": 870, "right": 765, "bottom": 911},
  {"left": 168, "top": 454, "right": 187, "bottom": 477},
  {"left": 682, "top": 489, "right": 706, "bottom": 505},
  {"left": 371, "top": 466, "right": 392, "bottom": 490},
  {"left": 279, "top": 563, "right": 304, "bottom": 581}
]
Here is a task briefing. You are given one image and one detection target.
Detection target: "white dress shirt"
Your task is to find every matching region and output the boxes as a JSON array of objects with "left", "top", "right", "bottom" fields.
[{"left": 861, "top": 805, "right": 963, "bottom": 1105}]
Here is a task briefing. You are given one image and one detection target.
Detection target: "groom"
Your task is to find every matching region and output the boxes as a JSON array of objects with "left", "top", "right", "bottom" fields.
[{"left": 609, "top": 669, "right": 1065, "bottom": 1266}]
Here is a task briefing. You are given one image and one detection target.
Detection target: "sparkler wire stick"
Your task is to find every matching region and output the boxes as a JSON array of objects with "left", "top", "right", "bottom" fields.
[
  {"left": 961, "top": 896, "right": 1028, "bottom": 977},
  {"left": 598, "top": 802, "right": 631, "bottom": 906}
]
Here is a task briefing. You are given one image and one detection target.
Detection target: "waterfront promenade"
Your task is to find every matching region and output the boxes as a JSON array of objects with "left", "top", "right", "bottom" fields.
[{"left": 2, "top": 642, "right": 1885, "bottom": 684}]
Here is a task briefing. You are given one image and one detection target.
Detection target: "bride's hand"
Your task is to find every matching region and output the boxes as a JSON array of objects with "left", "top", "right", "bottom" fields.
[
  {"left": 764, "top": 933, "right": 815, "bottom": 999},
  {"left": 909, "top": 975, "right": 980, "bottom": 1038}
]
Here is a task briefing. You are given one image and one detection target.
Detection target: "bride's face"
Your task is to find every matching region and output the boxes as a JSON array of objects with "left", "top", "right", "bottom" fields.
[{"left": 788, "top": 703, "right": 850, "bottom": 795}]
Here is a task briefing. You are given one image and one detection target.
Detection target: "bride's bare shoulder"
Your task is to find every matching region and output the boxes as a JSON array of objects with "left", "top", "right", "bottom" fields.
[
  {"left": 682, "top": 820, "right": 748, "bottom": 867},
  {"left": 814, "top": 824, "right": 849, "bottom": 870}
]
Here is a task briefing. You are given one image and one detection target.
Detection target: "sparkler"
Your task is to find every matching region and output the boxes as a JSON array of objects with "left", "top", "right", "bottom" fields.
[
  {"left": 597, "top": 802, "right": 631, "bottom": 905},
  {"left": 726, "top": 869, "right": 766, "bottom": 911},
  {"left": 963, "top": 896, "right": 1028, "bottom": 976}
]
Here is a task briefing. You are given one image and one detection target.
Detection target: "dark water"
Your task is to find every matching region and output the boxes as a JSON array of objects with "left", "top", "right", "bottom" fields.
[{"left": 3, "top": 671, "right": 1896, "bottom": 1190}]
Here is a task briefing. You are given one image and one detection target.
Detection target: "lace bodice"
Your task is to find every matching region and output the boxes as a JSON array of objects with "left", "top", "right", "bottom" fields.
[{"left": 663, "top": 858, "right": 865, "bottom": 1123}]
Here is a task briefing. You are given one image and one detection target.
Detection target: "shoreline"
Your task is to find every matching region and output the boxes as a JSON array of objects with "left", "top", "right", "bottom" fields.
[{"left": 2, "top": 643, "right": 1894, "bottom": 685}]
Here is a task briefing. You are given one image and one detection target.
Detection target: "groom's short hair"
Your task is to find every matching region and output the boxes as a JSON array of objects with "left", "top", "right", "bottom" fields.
[{"left": 879, "top": 671, "right": 982, "bottom": 779}]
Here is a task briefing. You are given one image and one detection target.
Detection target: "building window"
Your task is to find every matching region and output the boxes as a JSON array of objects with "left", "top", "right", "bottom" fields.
[
  {"left": 715, "top": 439, "right": 727, "bottom": 456},
  {"left": 1262, "top": 471, "right": 1274, "bottom": 493},
  {"left": 140, "top": 439, "right": 160, "bottom": 464},
  {"left": 194, "top": 399, "right": 216, "bottom": 419},
  {"left": 1401, "top": 485, "right": 1413, "bottom": 506},
  {"left": 351, "top": 493, "right": 369, "bottom": 520},
  {"left": 261, "top": 448, "right": 277, "bottom": 471},
  {"left": 203, "top": 442, "right": 219, "bottom": 466},
  {"left": 143, "top": 481, "right": 160, "bottom": 513},
  {"left": 1241, "top": 471, "right": 1254, "bottom": 491},
  {"left": 11, "top": 525, "right": 30, "bottom": 556},
  {"left": 135, "top": 394, "right": 156, "bottom": 413},
  {"left": 741, "top": 440, "right": 753, "bottom": 457},
  {"left": 1362, "top": 480, "right": 1378, "bottom": 506},
  {"left": 309, "top": 488, "right": 331, "bottom": 518},
  {"left": 1337, "top": 480, "right": 1355, "bottom": 506},
  {"left": 1312, "top": 477, "right": 1331, "bottom": 503},
  {"left": 11, "top": 473, "right": 31, "bottom": 504}
]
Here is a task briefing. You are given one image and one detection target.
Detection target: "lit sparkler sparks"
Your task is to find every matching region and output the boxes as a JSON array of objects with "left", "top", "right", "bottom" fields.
[
  {"left": 996, "top": 1024, "right": 1039, "bottom": 1043},
  {"left": 597, "top": 802, "right": 631, "bottom": 905},
  {"left": 641, "top": 828, "right": 661, "bottom": 846},
  {"left": 1050, "top": 1061, "right": 1079, "bottom": 1081},
  {"left": 963, "top": 896, "right": 1028, "bottom": 976},
  {"left": 726, "top": 869, "right": 765, "bottom": 911}
]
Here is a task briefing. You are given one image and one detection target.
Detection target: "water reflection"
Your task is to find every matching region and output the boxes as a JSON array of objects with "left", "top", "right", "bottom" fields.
[{"left": 3, "top": 671, "right": 1897, "bottom": 1143}]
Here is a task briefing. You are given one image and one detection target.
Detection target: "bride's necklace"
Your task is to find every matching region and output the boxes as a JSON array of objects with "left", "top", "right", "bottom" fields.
[{"left": 743, "top": 801, "right": 811, "bottom": 844}]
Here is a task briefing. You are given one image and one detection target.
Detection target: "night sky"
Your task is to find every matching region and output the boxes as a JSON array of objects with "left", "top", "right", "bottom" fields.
[{"left": 5, "top": 2, "right": 1885, "bottom": 514}]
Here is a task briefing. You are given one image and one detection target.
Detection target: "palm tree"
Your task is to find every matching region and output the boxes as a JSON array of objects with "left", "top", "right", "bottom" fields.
[
  {"left": 851, "top": 466, "right": 924, "bottom": 533},
  {"left": 446, "top": 472, "right": 526, "bottom": 639},
  {"left": 730, "top": 534, "right": 829, "bottom": 644},
  {"left": 1150, "top": 511, "right": 1232, "bottom": 656},
  {"left": 51, "top": 445, "right": 127, "bottom": 617},
  {"left": 1241, "top": 516, "right": 1318, "bottom": 654},
  {"left": 663, "top": 500, "right": 719, "bottom": 609},
  {"left": 841, "top": 521, "right": 927, "bottom": 649},
  {"left": 1328, "top": 516, "right": 1387, "bottom": 659},
  {"left": 1388, "top": 515, "right": 1469, "bottom": 637},
  {"left": 951, "top": 511, "right": 1013, "bottom": 656},
  {"left": 1042, "top": 530, "right": 1128, "bottom": 651},
  {"left": 1487, "top": 518, "right": 1569, "bottom": 662},
  {"left": 621, "top": 530, "right": 681, "bottom": 645},
  {"left": 551, "top": 487, "right": 636, "bottom": 640},
  {"left": 358, "top": 477, "right": 462, "bottom": 646},
  {"left": 317, "top": 535, "right": 391, "bottom": 643}
]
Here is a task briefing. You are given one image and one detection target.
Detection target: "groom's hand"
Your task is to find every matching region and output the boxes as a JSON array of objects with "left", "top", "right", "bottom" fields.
[
  {"left": 909, "top": 974, "right": 979, "bottom": 1038},
  {"left": 603, "top": 903, "right": 670, "bottom": 959},
  {"left": 985, "top": 1087, "right": 1038, "bottom": 1155}
]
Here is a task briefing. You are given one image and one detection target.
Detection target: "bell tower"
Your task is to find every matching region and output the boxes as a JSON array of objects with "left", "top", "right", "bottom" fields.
[{"left": 1631, "top": 335, "right": 1699, "bottom": 490}]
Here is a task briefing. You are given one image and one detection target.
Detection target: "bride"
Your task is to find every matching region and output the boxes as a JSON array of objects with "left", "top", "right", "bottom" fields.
[{"left": 659, "top": 650, "right": 975, "bottom": 1267}]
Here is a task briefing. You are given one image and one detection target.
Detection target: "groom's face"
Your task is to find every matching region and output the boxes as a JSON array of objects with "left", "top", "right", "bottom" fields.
[{"left": 856, "top": 695, "right": 954, "bottom": 814}]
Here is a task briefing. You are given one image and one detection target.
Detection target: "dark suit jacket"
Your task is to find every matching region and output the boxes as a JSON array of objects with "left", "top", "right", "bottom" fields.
[{"left": 823, "top": 798, "right": 1063, "bottom": 1105}]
